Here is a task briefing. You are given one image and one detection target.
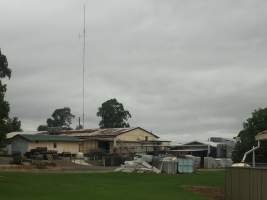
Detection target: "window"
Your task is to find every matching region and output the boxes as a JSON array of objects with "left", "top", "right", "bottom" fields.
[
  {"left": 53, "top": 143, "right": 57, "bottom": 148},
  {"left": 145, "top": 136, "right": 148, "bottom": 141}
]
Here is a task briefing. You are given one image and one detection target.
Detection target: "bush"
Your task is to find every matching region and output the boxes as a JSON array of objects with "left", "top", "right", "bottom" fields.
[{"left": 12, "top": 152, "right": 22, "bottom": 164}]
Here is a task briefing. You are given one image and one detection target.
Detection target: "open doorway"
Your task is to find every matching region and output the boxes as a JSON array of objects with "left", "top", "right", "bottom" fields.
[{"left": 98, "top": 141, "right": 110, "bottom": 153}]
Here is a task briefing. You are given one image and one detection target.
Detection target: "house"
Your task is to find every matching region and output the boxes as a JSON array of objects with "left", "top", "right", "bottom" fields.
[
  {"left": 50, "top": 127, "right": 170, "bottom": 154},
  {"left": 8, "top": 127, "right": 170, "bottom": 155},
  {"left": 11, "top": 134, "right": 80, "bottom": 154}
]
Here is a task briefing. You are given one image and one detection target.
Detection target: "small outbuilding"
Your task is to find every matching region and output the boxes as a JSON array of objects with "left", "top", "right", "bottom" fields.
[
  {"left": 170, "top": 137, "right": 235, "bottom": 159},
  {"left": 255, "top": 130, "right": 267, "bottom": 141},
  {"left": 11, "top": 134, "right": 80, "bottom": 154}
]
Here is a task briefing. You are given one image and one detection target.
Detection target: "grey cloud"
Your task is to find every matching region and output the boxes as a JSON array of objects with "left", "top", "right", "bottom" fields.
[{"left": 1, "top": 0, "right": 267, "bottom": 142}]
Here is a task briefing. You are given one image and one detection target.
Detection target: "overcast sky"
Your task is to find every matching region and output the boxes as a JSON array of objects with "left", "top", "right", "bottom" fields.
[{"left": 1, "top": 0, "right": 267, "bottom": 143}]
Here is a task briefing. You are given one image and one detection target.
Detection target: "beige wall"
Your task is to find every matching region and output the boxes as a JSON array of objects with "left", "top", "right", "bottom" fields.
[
  {"left": 79, "top": 128, "right": 163, "bottom": 154},
  {"left": 116, "top": 128, "right": 158, "bottom": 141},
  {"left": 256, "top": 133, "right": 267, "bottom": 141},
  {"left": 28, "top": 142, "right": 79, "bottom": 154},
  {"left": 79, "top": 140, "right": 98, "bottom": 153},
  {"left": 113, "top": 142, "right": 153, "bottom": 154},
  {"left": 113, "top": 141, "right": 169, "bottom": 154}
]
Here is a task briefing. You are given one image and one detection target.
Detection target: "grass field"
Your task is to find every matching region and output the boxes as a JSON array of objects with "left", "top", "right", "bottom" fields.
[{"left": 0, "top": 171, "right": 224, "bottom": 200}]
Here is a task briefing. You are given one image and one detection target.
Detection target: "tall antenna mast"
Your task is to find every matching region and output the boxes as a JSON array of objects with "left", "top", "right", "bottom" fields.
[{"left": 82, "top": 4, "right": 86, "bottom": 128}]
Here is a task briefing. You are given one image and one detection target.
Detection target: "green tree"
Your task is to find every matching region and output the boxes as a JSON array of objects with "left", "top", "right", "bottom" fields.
[
  {"left": 0, "top": 49, "right": 21, "bottom": 146},
  {"left": 38, "top": 107, "right": 75, "bottom": 131},
  {"left": 6, "top": 117, "right": 22, "bottom": 133},
  {"left": 232, "top": 108, "right": 267, "bottom": 163},
  {"left": 97, "top": 98, "right": 131, "bottom": 128},
  {"left": 37, "top": 125, "right": 48, "bottom": 131}
]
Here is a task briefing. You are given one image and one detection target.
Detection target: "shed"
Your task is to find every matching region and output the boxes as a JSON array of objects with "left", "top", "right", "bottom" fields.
[{"left": 256, "top": 130, "right": 267, "bottom": 141}]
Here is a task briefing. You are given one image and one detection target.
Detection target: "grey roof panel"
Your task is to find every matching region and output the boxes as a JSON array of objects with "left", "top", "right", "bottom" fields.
[{"left": 17, "top": 134, "right": 81, "bottom": 142}]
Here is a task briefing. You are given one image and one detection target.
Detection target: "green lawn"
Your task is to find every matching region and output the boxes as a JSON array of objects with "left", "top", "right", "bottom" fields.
[{"left": 0, "top": 171, "right": 224, "bottom": 200}]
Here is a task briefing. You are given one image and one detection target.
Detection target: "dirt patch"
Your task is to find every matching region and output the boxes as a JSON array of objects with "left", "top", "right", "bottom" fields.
[
  {"left": 186, "top": 186, "right": 224, "bottom": 200},
  {"left": 0, "top": 163, "right": 116, "bottom": 172},
  {"left": 0, "top": 164, "right": 33, "bottom": 170}
]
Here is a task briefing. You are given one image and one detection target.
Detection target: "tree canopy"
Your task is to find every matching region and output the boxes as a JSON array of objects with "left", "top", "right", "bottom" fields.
[
  {"left": 232, "top": 107, "right": 267, "bottom": 163},
  {"left": 0, "top": 49, "right": 11, "bottom": 79},
  {"left": 97, "top": 98, "right": 131, "bottom": 128},
  {"left": 37, "top": 107, "right": 75, "bottom": 131},
  {"left": 0, "top": 49, "right": 21, "bottom": 146}
]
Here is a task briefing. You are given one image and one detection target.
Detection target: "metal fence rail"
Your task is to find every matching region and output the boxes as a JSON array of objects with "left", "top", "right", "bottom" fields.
[{"left": 225, "top": 167, "right": 267, "bottom": 200}]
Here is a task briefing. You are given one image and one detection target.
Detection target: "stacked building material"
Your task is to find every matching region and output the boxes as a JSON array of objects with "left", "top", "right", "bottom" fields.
[
  {"left": 115, "top": 160, "right": 161, "bottom": 173},
  {"left": 215, "top": 158, "right": 233, "bottom": 168},
  {"left": 177, "top": 158, "right": 194, "bottom": 173},
  {"left": 204, "top": 157, "right": 218, "bottom": 168},
  {"left": 159, "top": 157, "right": 178, "bottom": 174},
  {"left": 185, "top": 155, "right": 201, "bottom": 169},
  {"left": 204, "top": 157, "right": 233, "bottom": 168}
]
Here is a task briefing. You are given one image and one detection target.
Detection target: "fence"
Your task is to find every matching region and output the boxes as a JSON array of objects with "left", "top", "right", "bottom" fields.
[{"left": 225, "top": 167, "right": 267, "bottom": 200}]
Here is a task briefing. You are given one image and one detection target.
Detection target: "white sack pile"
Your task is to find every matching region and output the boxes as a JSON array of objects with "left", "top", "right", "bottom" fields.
[{"left": 115, "top": 160, "right": 161, "bottom": 173}]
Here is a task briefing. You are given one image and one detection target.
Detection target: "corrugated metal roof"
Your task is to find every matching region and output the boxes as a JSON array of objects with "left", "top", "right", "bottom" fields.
[
  {"left": 183, "top": 140, "right": 218, "bottom": 147},
  {"left": 65, "top": 128, "right": 136, "bottom": 137},
  {"left": 6, "top": 131, "right": 46, "bottom": 139},
  {"left": 50, "top": 127, "right": 160, "bottom": 138},
  {"left": 16, "top": 134, "right": 80, "bottom": 142},
  {"left": 169, "top": 149, "right": 208, "bottom": 152}
]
